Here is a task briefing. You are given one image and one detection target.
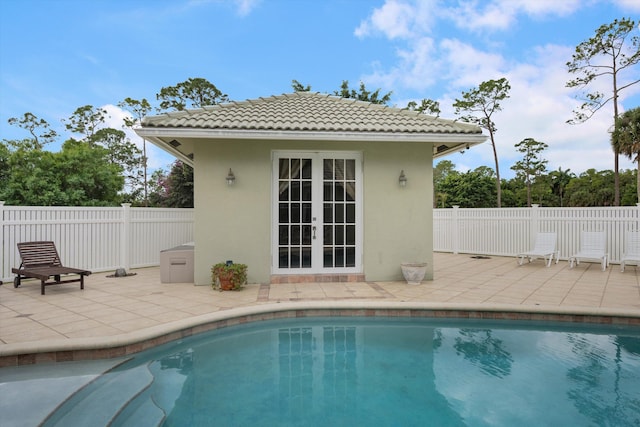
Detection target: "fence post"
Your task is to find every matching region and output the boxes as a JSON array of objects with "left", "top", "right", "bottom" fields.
[
  {"left": 531, "top": 204, "right": 540, "bottom": 241},
  {"left": 452, "top": 205, "right": 459, "bottom": 254},
  {"left": 0, "top": 201, "right": 4, "bottom": 280},
  {"left": 121, "top": 203, "right": 131, "bottom": 272}
]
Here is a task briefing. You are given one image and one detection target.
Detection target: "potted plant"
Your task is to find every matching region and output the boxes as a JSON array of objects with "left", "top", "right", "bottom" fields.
[{"left": 211, "top": 262, "right": 248, "bottom": 291}]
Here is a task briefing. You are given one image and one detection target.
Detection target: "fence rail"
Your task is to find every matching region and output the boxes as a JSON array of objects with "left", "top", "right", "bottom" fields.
[
  {"left": 1, "top": 202, "right": 194, "bottom": 282},
  {"left": 434, "top": 204, "right": 640, "bottom": 263}
]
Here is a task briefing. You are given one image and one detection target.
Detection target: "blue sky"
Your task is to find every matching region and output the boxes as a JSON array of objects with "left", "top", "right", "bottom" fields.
[{"left": 1, "top": 0, "right": 639, "bottom": 178}]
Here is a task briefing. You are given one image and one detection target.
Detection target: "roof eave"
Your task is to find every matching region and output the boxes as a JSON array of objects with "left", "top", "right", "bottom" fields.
[{"left": 135, "top": 127, "right": 487, "bottom": 167}]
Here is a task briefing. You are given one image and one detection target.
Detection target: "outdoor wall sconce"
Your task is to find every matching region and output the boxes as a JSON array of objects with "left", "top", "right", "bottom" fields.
[
  {"left": 226, "top": 168, "right": 236, "bottom": 186},
  {"left": 399, "top": 170, "right": 407, "bottom": 187}
]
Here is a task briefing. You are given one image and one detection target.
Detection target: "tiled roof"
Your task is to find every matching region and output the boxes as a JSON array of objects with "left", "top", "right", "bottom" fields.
[{"left": 141, "top": 92, "right": 481, "bottom": 135}]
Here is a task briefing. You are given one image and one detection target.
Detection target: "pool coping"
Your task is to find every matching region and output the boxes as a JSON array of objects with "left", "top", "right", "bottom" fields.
[{"left": 2, "top": 301, "right": 639, "bottom": 368}]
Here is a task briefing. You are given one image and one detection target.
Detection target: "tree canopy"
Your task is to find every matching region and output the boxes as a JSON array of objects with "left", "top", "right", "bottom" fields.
[
  {"left": 612, "top": 106, "right": 640, "bottom": 202},
  {"left": 453, "top": 77, "right": 511, "bottom": 207},
  {"left": 566, "top": 17, "right": 640, "bottom": 205},
  {"left": 156, "top": 77, "right": 229, "bottom": 111}
]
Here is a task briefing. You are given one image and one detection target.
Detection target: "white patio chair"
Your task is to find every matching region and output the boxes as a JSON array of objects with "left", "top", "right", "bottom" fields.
[
  {"left": 568, "top": 231, "right": 608, "bottom": 271},
  {"left": 621, "top": 231, "right": 640, "bottom": 272},
  {"left": 517, "top": 232, "right": 558, "bottom": 267}
]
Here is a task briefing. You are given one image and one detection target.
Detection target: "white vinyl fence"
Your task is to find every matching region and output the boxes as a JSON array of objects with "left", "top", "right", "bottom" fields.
[
  {"left": 1, "top": 202, "right": 194, "bottom": 282},
  {"left": 3, "top": 203, "right": 638, "bottom": 282},
  {"left": 434, "top": 204, "right": 640, "bottom": 263}
]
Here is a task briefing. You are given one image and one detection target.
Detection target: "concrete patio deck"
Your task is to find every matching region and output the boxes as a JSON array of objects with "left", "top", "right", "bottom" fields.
[{"left": 1, "top": 252, "right": 639, "bottom": 367}]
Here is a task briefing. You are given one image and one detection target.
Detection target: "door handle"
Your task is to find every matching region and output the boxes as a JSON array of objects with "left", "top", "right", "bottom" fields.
[{"left": 312, "top": 226, "right": 317, "bottom": 240}]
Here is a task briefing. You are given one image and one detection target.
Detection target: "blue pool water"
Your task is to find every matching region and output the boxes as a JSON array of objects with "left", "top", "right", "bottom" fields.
[{"left": 11, "top": 317, "right": 640, "bottom": 426}]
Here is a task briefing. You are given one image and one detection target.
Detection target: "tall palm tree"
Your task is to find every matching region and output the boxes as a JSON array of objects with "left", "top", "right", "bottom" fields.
[{"left": 611, "top": 107, "right": 640, "bottom": 203}]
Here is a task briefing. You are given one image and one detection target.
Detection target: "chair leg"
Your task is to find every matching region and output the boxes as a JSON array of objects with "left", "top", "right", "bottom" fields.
[{"left": 41, "top": 280, "right": 46, "bottom": 295}]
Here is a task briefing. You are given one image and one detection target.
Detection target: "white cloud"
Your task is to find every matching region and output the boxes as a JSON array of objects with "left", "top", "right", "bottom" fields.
[
  {"left": 234, "top": 0, "right": 261, "bottom": 16},
  {"left": 441, "top": 1, "right": 515, "bottom": 32},
  {"left": 354, "top": 0, "right": 437, "bottom": 39},
  {"left": 364, "top": 37, "right": 440, "bottom": 91},
  {"left": 613, "top": 0, "right": 640, "bottom": 12},
  {"left": 441, "top": 0, "right": 582, "bottom": 32},
  {"left": 355, "top": 0, "right": 415, "bottom": 39},
  {"left": 184, "top": 0, "right": 260, "bottom": 17},
  {"left": 439, "top": 39, "right": 506, "bottom": 87}
]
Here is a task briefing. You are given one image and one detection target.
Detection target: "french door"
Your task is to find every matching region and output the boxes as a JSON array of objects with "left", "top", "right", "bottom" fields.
[{"left": 272, "top": 151, "right": 362, "bottom": 274}]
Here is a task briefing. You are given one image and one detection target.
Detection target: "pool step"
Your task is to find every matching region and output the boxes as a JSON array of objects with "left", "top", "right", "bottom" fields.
[
  {"left": 112, "top": 392, "right": 166, "bottom": 427},
  {"left": 41, "top": 363, "right": 161, "bottom": 427}
]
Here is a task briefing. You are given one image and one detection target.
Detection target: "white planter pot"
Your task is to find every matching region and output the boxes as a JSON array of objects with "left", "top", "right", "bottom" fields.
[{"left": 400, "top": 262, "right": 427, "bottom": 285}]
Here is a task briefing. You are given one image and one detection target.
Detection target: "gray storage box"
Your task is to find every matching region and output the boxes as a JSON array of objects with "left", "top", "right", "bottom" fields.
[{"left": 160, "top": 243, "right": 194, "bottom": 283}]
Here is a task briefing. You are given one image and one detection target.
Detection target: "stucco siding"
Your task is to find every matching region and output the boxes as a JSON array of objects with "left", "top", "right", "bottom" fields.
[
  {"left": 193, "top": 139, "right": 272, "bottom": 285},
  {"left": 192, "top": 139, "right": 434, "bottom": 285},
  {"left": 362, "top": 142, "right": 434, "bottom": 281}
]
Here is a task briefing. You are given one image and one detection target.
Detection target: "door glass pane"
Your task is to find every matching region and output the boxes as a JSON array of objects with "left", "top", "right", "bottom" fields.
[
  {"left": 334, "top": 159, "right": 344, "bottom": 180},
  {"left": 324, "top": 183, "right": 333, "bottom": 201},
  {"left": 279, "top": 203, "right": 288, "bottom": 223},
  {"left": 346, "top": 204, "right": 355, "bottom": 223},
  {"left": 302, "top": 247, "right": 311, "bottom": 268},
  {"left": 335, "top": 225, "right": 344, "bottom": 245},
  {"left": 279, "top": 225, "right": 289, "bottom": 245},
  {"left": 323, "top": 203, "right": 332, "bottom": 223},
  {"left": 335, "top": 204, "right": 344, "bottom": 223},
  {"left": 335, "top": 248, "right": 344, "bottom": 267},
  {"left": 279, "top": 181, "right": 289, "bottom": 201},
  {"left": 291, "top": 203, "right": 300, "bottom": 223},
  {"left": 291, "top": 159, "right": 301, "bottom": 179},
  {"left": 291, "top": 181, "right": 300, "bottom": 201},
  {"left": 345, "top": 159, "right": 355, "bottom": 180},
  {"left": 279, "top": 159, "right": 289, "bottom": 178},
  {"left": 346, "top": 225, "right": 355, "bottom": 245},
  {"left": 291, "top": 225, "right": 300, "bottom": 245},
  {"left": 346, "top": 247, "right": 355, "bottom": 267},
  {"left": 345, "top": 182, "right": 355, "bottom": 202},
  {"left": 290, "top": 247, "right": 300, "bottom": 268},
  {"left": 302, "top": 225, "right": 311, "bottom": 245},
  {"left": 302, "top": 203, "right": 312, "bottom": 223},
  {"left": 334, "top": 183, "right": 344, "bottom": 201},
  {"left": 324, "top": 225, "right": 333, "bottom": 244},
  {"left": 279, "top": 248, "right": 288, "bottom": 268},
  {"left": 323, "top": 159, "right": 333, "bottom": 179},
  {"left": 301, "top": 159, "right": 312, "bottom": 179},
  {"left": 324, "top": 247, "right": 332, "bottom": 268},
  {"left": 302, "top": 181, "right": 312, "bottom": 201}
]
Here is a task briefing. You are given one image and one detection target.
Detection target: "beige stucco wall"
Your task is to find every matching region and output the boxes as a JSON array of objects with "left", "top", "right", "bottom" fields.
[{"left": 191, "top": 139, "right": 434, "bottom": 285}]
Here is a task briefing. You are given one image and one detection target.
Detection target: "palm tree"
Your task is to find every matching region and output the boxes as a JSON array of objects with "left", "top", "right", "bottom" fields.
[{"left": 611, "top": 107, "right": 640, "bottom": 203}]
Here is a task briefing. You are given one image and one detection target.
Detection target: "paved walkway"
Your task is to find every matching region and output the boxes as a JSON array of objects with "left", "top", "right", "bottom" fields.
[{"left": 1, "top": 252, "right": 639, "bottom": 363}]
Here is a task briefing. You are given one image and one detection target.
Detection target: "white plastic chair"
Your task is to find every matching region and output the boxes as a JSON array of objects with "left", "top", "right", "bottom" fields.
[
  {"left": 621, "top": 231, "right": 640, "bottom": 272},
  {"left": 517, "top": 232, "right": 558, "bottom": 267},
  {"left": 568, "top": 231, "right": 608, "bottom": 271}
]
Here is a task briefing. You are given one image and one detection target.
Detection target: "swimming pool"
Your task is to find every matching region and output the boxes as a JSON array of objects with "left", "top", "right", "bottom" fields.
[{"left": 19, "top": 316, "right": 639, "bottom": 426}]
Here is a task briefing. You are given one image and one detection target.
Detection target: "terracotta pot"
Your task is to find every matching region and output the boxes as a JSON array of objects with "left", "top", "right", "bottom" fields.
[{"left": 218, "top": 272, "right": 235, "bottom": 290}]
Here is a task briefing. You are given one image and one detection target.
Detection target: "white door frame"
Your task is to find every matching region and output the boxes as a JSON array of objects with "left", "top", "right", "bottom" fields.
[{"left": 271, "top": 150, "right": 363, "bottom": 275}]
